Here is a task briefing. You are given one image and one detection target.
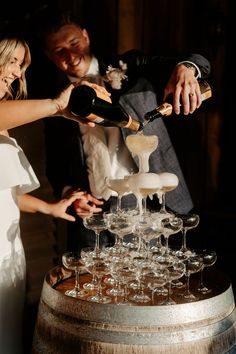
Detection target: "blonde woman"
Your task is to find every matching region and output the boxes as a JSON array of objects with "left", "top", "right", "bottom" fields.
[{"left": 0, "top": 34, "right": 103, "bottom": 354}]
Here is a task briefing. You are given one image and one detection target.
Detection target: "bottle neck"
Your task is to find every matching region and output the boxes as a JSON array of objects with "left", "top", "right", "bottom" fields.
[
  {"left": 198, "top": 80, "right": 212, "bottom": 100},
  {"left": 143, "top": 80, "right": 212, "bottom": 126}
]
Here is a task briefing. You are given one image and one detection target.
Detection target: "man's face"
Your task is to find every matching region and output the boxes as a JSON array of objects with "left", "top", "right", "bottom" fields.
[{"left": 45, "top": 24, "right": 92, "bottom": 79}]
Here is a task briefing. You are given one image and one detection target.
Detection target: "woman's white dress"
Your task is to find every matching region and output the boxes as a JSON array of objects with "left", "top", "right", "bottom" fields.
[{"left": 0, "top": 135, "right": 40, "bottom": 354}]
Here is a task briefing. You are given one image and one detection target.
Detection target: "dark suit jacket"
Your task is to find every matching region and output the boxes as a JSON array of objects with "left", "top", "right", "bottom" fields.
[{"left": 42, "top": 50, "right": 210, "bottom": 214}]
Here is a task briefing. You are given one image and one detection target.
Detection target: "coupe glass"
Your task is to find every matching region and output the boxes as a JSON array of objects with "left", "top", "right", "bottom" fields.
[
  {"left": 83, "top": 213, "right": 108, "bottom": 254},
  {"left": 80, "top": 247, "right": 99, "bottom": 291},
  {"left": 134, "top": 214, "right": 163, "bottom": 258},
  {"left": 62, "top": 252, "right": 87, "bottom": 298},
  {"left": 105, "top": 258, "right": 125, "bottom": 298},
  {"left": 127, "top": 172, "right": 162, "bottom": 215},
  {"left": 161, "top": 216, "right": 183, "bottom": 257},
  {"left": 85, "top": 256, "right": 111, "bottom": 303},
  {"left": 157, "top": 172, "right": 179, "bottom": 216},
  {"left": 129, "top": 256, "right": 152, "bottom": 303},
  {"left": 126, "top": 133, "right": 158, "bottom": 173},
  {"left": 175, "top": 213, "right": 200, "bottom": 255},
  {"left": 105, "top": 176, "right": 130, "bottom": 212},
  {"left": 106, "top": 213, "right": 134, "bottom": 250},
  {"left": 159, "top": 260, "right": 186, "bottom": 305},
  {"left": 182, "top": 254, "right": 203, "bottom": 302},
  {"left": 117, "top": 263, "right": 136, "bottom": 305},
  {"left": 144, "top": 265, "right": 169, "bottom": 304},
  {"left": 197, "top": 249, "right": 217, "bottom": 294}
]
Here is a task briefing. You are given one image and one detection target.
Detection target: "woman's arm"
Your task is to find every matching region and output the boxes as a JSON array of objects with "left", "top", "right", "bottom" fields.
[
  {"left": 0, "top": 98, "right": 62, "bottom": 130},
  {"left": 17, "top": 192, "right": 89, "bottom": 222},
  {"left": 0, "top": 81, "right": 109, "bottom": 131}
]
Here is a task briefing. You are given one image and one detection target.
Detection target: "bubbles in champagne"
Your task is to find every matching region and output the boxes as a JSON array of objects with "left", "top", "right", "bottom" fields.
[
  {"left": 127, "top": 172, "right": 162, "bottom": 191},
  {"left": 126, "top": 134, "right": 158, "bottom": 156},
  {"left": 124, "top": 132, "right": 180, "bottom": 214},
  {"left": 126, "top": 134, "right": 158, "bottom": 173},
  {"left": 106, "top": 177, "right": 130, "bottom": 194},
  {"left": 127, "top": 172, "right": 162, "bottom": 214},
  {"left": 157, "top": 172, "right": 179, "bottom": 205},
  {"left": 159, "top": 172, "right": 179, "bottom": 192}
]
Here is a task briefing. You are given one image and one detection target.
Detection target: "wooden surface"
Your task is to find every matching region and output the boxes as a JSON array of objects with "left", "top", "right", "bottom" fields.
[{"left": 53, "top": 266, "right": 228, "bottom": 306}]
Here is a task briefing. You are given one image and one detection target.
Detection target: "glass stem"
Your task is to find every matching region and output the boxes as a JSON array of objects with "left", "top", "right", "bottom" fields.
[
  {"left": 165, "top": 236, "right": 170, "bottom": 254},
  {"left": 97, "top": 276, "right": 103, "bottom": 300},
  {"left": 94, "top": 231, "right": 100, "bottom": 253},
  {"left": 167, "top": 281, "right": 171, "bottom": 301},
  {"left": 117, "top": 195, "right": 122, "bottom": 212},
  {"left": 182, "top": 229, "right": 187, "bottom": 250},
  {"left": 151, "top": 289, "right": 155, "bottom": 304},
  {"left": 160, "top": 192, "right": 166, "bottom": 213},
  {"left": 185, "top": 274, "right": 191, "bottom": 296},
  {"left": 199, "top": 268, "right": 204, "bottom": 287},
  {"left": 142, "top": 196, "right": 147, "bottom": 214},
  {"left": 123, "top": 284, "right": 129, "bottom": 302},
  {"left": 75, "top": 269, "right": 80, "bottom": 292}
]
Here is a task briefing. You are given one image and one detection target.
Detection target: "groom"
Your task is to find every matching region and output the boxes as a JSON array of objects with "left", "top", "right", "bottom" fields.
[{"left": 28, "top": 7, "right": 211, "bottom": 252}]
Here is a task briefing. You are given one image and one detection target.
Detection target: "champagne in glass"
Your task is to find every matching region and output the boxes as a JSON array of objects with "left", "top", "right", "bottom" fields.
[
  {"left": 105, "top": 176, "right": 130, "bottom": 212},
  {"left": 127, "top": 172, "right": 162, "bottom": 215},
  {"left": 126, "top": 134, "right": 158, "bottom": 173},
  {"left": 157, "top": 172, "right": 179, "bottom": 216}
]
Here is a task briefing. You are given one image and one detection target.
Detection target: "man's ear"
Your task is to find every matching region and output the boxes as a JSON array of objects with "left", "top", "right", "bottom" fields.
[{"left": 82, "top": 29, "right": 90, "bottom": 47}]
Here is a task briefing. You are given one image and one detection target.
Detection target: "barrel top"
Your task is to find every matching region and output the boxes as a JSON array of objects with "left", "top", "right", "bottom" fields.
[{"left": 39, "top": 266, "right": 235, "bottom": 326}]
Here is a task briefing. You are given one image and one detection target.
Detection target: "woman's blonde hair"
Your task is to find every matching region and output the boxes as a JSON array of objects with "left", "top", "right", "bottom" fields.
[{"left": 0, "top": 37, "right": 31, "bottom": 99}]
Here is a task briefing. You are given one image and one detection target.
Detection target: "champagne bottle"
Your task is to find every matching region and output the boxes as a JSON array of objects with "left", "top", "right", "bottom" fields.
[
  {"left": 69, "top": 80, "right": 211, "bottom": 132},
  {"left": 143, "top": 80, "right": 212, "bottom": 127},
  {"left": 69, "top": 85, "right": 141, "bottom": 131}
]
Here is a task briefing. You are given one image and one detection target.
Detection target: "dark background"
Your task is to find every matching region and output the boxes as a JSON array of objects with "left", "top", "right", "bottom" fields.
[
  {"left": 2, "top": 0, "right": 233, "bottom": 210},
  {"left": 1, "top": 0, "right": 235, "bottom": 351}
]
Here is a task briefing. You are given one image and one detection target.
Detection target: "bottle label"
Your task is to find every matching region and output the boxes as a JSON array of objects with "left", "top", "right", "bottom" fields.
[
  {"left": 123, "top": 115, "right": 141, "bottom": 131},
  {"left": 201, "top": 89, "right": 212, "bottom": 100},
  {"left": 86, "top": 113, "right": 105, "bottom": 123}
]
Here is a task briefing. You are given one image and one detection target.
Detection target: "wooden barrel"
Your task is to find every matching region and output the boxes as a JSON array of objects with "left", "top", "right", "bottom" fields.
[{"left": 32, "top": 266, "right": 236, "bottom": 354}]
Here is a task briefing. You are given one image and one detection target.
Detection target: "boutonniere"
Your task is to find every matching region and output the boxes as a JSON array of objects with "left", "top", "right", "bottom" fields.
[{"left": 103, "top": 60, "right": 128, "bottom": 90}]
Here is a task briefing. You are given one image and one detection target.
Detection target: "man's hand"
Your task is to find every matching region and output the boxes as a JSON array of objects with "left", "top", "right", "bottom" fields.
[
  {"left": 163, "top": 64, "right": 202, "bottom": 115},
  {"left": 72, "top": 191, "right": 104, "bottom": 218}
]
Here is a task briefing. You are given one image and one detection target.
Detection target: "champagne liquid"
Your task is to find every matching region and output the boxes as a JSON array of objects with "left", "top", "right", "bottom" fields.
[
  {"left": 126, "top": 134, "right": 158, "bottom": 155},
  {"left": 126, "top": 133, "right": 159, "bottom": 173},
  {"left": 161, "top": 185, "right": 177, "bottom": 192},
  {"left": 106, "top": 178, "right": 130, "bottom": 194},
  {"left": 139, "top": 187, "right": 162, "bottom": 196},
  {"left": 127, "top": 172, "right": 162, "bottom": 214}
]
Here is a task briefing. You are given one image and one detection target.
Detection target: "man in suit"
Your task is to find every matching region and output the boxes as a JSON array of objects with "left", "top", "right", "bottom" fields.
[{"left": 28, "top": 8, "right": 211, "bottom": 252}]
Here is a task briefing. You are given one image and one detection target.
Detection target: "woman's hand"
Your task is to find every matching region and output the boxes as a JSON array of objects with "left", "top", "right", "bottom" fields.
[
  {"left": 18, "top": 191, "right": 99, "bottom": 221},
  {"left": 72, "top": 191, "right": 104, "bottom": 218},
  {"left": 48, "top": 191, "right": 89, "bottom": 221},
  {"left": 53, "top": 80, "right": 111, "bottom": 126}
]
